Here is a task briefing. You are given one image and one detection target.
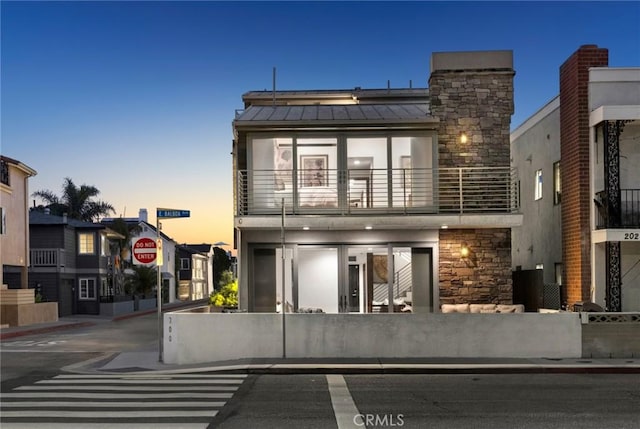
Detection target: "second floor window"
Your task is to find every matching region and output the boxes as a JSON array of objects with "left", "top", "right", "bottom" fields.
[
  {"left": 553, "top": 161, "right": 561, "bottom": 205},
  {"left": 181, "top": 258, "right": 190, "bottom": 270},
  {"left": 534, "top": 169, "right": 543, "bottom": 201},
  {"left": 78, "top": 232, "right": 95, "bottom": 255}
]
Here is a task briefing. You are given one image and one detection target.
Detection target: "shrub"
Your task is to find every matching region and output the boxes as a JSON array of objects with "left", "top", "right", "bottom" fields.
[{"left": 209, "top": 270, "right": 238, "bottom": 307}]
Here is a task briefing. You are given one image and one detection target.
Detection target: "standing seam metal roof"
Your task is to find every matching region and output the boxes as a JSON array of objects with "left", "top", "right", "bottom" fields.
[{"left": 235, "top": 103, "right": 431, "bottom": 123}]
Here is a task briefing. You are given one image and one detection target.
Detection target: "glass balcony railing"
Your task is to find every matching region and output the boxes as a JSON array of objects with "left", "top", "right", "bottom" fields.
[{"left": 236, "top": 167, "right": 519, "bottom": 216}]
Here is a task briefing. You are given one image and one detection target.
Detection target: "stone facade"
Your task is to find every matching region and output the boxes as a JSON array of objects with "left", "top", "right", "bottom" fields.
[
  {"left": 439, "top": 228, "right": 513, "bottom": 304},
  {"left": 429, "top": 51, "right": 515, "bottom": 305},
  {"left": 429, "top": 67, "right": 514, "bottom": 168}
]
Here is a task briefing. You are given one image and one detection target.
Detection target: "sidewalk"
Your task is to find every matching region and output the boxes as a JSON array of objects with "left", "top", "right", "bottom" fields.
[{"left": 85, "top": 353, "right": 640, "bottom": 375}]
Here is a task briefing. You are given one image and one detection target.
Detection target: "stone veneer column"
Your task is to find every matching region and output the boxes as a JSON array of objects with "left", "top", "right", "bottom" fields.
[
  {"left": 429, "top": 51, "right": 515, "bottom": 304},
  {"left": 559, "top": 45, "right": 608, "bottom": 308}
]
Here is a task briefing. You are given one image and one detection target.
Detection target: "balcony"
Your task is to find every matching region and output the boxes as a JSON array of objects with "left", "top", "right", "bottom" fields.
[
  {"left": 30, "top": 248, "right": 65, "bottom": 268},
  {"left": 595, "top": 189, "right": 640, "bottom": 229},
  {"left": 237, "top": 167, "right": 519, "bottom": 216}
]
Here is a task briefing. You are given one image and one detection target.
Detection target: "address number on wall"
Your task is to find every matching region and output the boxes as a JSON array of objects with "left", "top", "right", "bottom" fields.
[{"left": 624, "top": 233, "right": 640, "bottom": 240}]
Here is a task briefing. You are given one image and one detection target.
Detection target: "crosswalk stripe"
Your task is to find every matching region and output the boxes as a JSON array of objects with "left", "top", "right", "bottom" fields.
[
  {"left": 38, "top": 378, "right": 243, "bottom": 385},
  {"left": 1, "top": 401, "right": 226, "bottom": 408},
  {"left": 16, "top": 385, "right": 238, "bottom": 391},
  {"left": 1, "top": 410, "right": 218, "bottom": 418},
  {"left": 0, "top": 425, "right": 209, "bottom": 429},
  {"left": 54, "top": 374, "right": 247, "bottom": 379},
  {"left": 2, "top": 392, "right": 233, "bottom": 399}
]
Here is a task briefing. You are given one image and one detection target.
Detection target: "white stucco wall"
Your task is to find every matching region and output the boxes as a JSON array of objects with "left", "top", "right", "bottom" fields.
[
  {"left": 510, "top": 97, "right": 562, "bottom": 283},
  {"left": 164, "top": 312, "right": 583, "bottom": 365}
]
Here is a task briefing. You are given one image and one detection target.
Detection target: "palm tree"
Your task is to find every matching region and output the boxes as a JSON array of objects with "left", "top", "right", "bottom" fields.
[
  {"left": 32, "top": 177, "right": 114, "bottom": 222},
  {"left": 125, "top": 265, "right": 157, "bottom": 297}
]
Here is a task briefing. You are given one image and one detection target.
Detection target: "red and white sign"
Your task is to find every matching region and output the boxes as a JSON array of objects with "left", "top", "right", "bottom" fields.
[{"left": 132, "top": 237, "right": 157, "bottom": 265}]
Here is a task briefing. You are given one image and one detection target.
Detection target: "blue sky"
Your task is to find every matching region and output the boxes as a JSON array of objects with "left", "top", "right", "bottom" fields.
[{"left": 2, "top": 1, "right": 639, "bottom": 246}]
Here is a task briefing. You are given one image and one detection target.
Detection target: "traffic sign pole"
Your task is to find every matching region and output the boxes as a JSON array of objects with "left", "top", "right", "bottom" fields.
[{"left": 155, "top": 208, "right": 190, "bottom": 363}]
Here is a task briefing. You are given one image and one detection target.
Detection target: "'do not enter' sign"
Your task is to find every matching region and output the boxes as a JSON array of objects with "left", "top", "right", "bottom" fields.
[{"left": 133, "top": 237, "right": 157, "bottom": 265}]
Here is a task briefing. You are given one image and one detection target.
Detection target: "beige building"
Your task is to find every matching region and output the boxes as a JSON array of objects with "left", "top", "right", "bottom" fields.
[{"left": 1, "top": 155, "right": 37, "bottom": 289}]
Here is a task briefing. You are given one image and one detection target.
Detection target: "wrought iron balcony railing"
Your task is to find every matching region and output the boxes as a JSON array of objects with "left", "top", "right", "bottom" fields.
[
  {"left": 236, "top": 167, "right": 519, "bottom": 216},
  {"left": 595, "top": 189, "right": 640, "bottom": 229}
]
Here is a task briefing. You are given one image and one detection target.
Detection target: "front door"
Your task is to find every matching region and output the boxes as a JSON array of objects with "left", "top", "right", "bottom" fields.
[{"left": 348, "top": 264, "right": 360, "bottom": 312}]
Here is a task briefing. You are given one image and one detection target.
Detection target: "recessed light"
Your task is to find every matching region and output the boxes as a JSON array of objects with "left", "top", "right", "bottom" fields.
[
  {"left": 354, "top": 159, "right": 361, "bottom": 165},
  {"left": 365, "top": 226, "right": 372, "bottom": 230},
  {"left": 303, "top": 226, "right": 310, "bottom": 230},
  {"left": 441, "top": 225, "right": 448, "bottom": 229}
]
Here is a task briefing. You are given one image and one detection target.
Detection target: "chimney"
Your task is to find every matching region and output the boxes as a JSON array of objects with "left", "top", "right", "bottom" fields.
[{"left": 139, "top": 208, "right": 148, "bottom": 223}]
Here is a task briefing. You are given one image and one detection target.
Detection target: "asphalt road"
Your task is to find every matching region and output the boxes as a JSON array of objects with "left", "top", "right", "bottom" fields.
[
  {"left": 1, "top": 312, "right": 159, "bottom": 385},
  {"left": 213, "top": 373, "right": 640, "bottom": 429}
]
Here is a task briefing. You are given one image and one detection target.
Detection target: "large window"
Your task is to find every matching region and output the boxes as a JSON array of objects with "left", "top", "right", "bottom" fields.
[
  {"left": 534, "top": 169, "right": 543, "bottom": 201},
  {"left": 553, "top": 161, "right": 561, "bottom": 205},
  {"left": 79, "top": 278, "right": 96, "bottom": 300},
  {"left": 78, "top": 232, "right": 95, "bottom": 255},
  {"left": 247, "top": 133, "right": 435, "bottom": 212}
]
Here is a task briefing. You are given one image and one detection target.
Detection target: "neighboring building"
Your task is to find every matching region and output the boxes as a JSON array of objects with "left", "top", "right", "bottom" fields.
[
  {"left": 101, "top": 208, "right": 179, "bottom": 304},
  {"left": 29, "top": 210, "right": 124, "bottom": 316},
  {"left": 511, "top": 45, "right": 640, "bottom": 311},
  {"left": 232, "top": 50, "right": 522, "bottom": 314},
  {"left": 186, "top": 243, "right": 215, "bottom": 295},
  {"left": 0, "top": 156, "right": 37, "bottom": 289},
  {"left": 176, "top": 244, "right": 210, "bottom": 300}
]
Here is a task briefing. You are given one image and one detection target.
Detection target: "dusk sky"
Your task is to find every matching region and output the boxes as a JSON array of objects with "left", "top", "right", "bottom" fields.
[{"left": 2, "top": 1, "right": 639, "bottom": 249}]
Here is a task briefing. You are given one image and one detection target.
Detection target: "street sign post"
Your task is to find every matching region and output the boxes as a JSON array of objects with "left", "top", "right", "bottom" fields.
[{"left": 155, "top": 208, "right": 190, "bottom": 363}]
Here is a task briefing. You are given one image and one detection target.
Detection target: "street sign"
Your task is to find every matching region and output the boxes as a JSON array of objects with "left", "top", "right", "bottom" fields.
[
  {"left": 157, "top": 209, "right": 190, "bottom": 219},
  {"left": 132, "top": 237, "right": 157, "bottom": 265}
]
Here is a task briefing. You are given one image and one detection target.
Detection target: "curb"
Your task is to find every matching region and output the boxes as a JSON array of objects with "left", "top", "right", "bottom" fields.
[{"left": 0, "top": 321, "right": 95, "bottom": 340}]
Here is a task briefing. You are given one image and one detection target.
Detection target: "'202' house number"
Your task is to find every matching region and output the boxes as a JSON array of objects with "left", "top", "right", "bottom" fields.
[{"left": 624, "top": 232, "right": 640, "bottom": 240}]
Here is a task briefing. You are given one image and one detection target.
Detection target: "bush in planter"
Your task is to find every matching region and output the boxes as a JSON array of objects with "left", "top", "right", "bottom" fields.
[{"left": 209, "top": 271, "right": 238, "bottom": 308}]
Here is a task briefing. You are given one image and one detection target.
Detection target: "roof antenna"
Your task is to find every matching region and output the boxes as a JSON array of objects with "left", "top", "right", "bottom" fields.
[
  {"left": 273, "top": 67, "right": 276, "bottom": 106},
  {"left": 409, "top": 80, "right": 412, "bottom": 89}
]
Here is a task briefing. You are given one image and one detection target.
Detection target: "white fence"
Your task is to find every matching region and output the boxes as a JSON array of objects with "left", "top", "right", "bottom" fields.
[{"left": 163, "top": 312, "right": 582, "bottom": 365}]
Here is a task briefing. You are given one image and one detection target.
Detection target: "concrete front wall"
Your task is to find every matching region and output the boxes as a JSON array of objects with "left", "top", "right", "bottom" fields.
[
  {"left": 164, "top": 313, "right": 283, "bottom": 364},
  {"left": 163, "top": 312, "right": 582, "bottom": 365},
  {"left": 510, "top": 101, "right": 563, "bottom": 284}
]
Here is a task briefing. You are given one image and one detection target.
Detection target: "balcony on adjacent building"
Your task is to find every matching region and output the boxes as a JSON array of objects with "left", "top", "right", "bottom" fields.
[
  {"left": 30, "top": 248, "right": 66, "bottom": 268},
  {"left": 595, "top": 189, "right": 640, "bottom": 229},
  {"left": 237, "top": 167, "right": 519, "bottom": 216}
]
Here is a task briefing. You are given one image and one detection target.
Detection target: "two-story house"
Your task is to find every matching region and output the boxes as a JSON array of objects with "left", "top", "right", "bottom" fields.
[
  {"left": 101, "top": 209, "right": 179, "bottom": 304},
  {"left": 511, "top": 45, "right": 640, "bottom": 312},
  {"left": 29, "top": 210, "right": 124, "bottom": 316},
  {"left": 176, "top": 244, "right": 210, "bottom": 301},
  {"left": 232, "top": 50, "right": 522, "bottom": 314},
  {"left": 1, "top": 156, "right": 37, "bottom": 290}
]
